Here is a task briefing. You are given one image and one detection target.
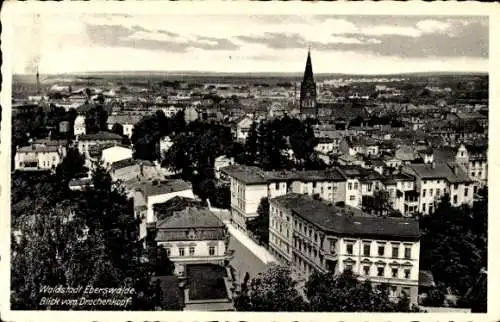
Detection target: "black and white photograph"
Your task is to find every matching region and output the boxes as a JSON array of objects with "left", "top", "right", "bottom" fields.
[{"left": 1, "top": 2, "right": 496, "bottom": 319}]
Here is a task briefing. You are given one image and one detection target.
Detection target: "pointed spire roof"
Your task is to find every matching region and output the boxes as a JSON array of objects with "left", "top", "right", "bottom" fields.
[{"left": 303, "top": 48, "right": 314, "bottom": 83}]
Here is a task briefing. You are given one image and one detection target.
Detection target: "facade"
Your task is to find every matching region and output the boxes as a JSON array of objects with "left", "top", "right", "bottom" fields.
[
  {"left": 269, "top": 194, "right": 420, "bottom": 305},
  {"left": 455, "top": 143, "right": 487, "bottom": 188},
  {"left": 74, "top": 115, "right": 86, "bottom": 137},
  {"left": 14, "top": 142, "right": 66, "bottom": 171},
  {"left": 234, "top": 115, "right": 253, "bottom": 143},
  {"left": 299, "top": 49, "right": 317, "bottom": 117},
  {"left": 382, "top": 174, "right": 417, "bottom": 216},
  {"left": 155, "top": 207, "right": 232, "bottom": 276},
  {"left": 77, "top": 131, "right": 122, "bottom": 158},
  {"left": 106, "top": 114, "right": 142, "bottom": 138},
  {"left": 159, "top": 136, "right": 174, "bottom": 157},
  {"left": 404, "top": 162, "right": 476, "bottom": 215},
  {"left": 134, "top": 179, "right": 196, "bottom": 239},
  {"left": 222, "top": 165, "right": 348, "bottom": 232}
]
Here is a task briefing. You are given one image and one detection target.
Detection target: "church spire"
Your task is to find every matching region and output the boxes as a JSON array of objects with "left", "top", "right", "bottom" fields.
[
  {"left": 299, "top": 48, "right": 317, "bottom": 117},
  {"left": 303, "top": 47, "right": 314, "bottom": 83}
]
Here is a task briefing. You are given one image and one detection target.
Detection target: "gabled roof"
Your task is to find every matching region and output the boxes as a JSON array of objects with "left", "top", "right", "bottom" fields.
[
  {"left": 407, "top": 162, "right": 473, "bottom": 183},
  {"left": 79, "top": 131, "right": 122, "bottom": 141},
  {"left": 156, "top": 207, "right": 224, "bottom": 230}
]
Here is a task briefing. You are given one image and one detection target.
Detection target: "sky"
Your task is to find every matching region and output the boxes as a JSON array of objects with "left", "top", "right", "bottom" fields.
[{"left": 12, "top": 14, "right": 489, "bottom": 75}]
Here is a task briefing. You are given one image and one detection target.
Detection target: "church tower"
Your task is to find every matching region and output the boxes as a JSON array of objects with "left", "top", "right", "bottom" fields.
[{"left": 300, "top": 48, "right": 317, "bottom": 117}]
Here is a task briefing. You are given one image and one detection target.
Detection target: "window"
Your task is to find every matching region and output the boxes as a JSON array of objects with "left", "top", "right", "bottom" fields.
[
  {"left": 422, "top": 189, "right": 426, "bottom": 197},
  {"left": 363, "top": 244, "right": 371, "bottom": 257},
  {"left": 345, "top": 264, "right": 353, "bottom": 271},
  {"left": 429, "top": 189, "right": 433, "bottom": 196},
  {"left": 390, "top": 286, "right": 397, "bottom": 297},
  {"left": 404, "top": 246, "right": 411, "bottom": 259},
  {"left": 377, "top": 267, "right": 384, "bottom": 277},
  {"left": 471, "top": 171, "right": 475, "bottom": 177},
  {"left": 346, "top": 243, "right": 353, "bottom": 255},
  {"left": 454, "top": 184, "right": 458, "bottom": 190},
  {"left": 479, "top": 171, "right": 482, "bottom": 177},
  {"left": 363, "top": 266, "right": 370, "bottom": 276},
  {"left": 189, "top": 247, "right": 195, "bottom": 256},
  {"left": 349, "top": 195, "right": 355, "bottom": 201},
  {"left": 436, "top": 188, "right": 440, "bottom": 196},
  {"left": 275, "top": 182, "right": 279, "bottom": 189},
  {"left": 209, "top": 246, "right": 215, "bottom": 256},
  {"left": 464, "top": 188, "right": 468, "bottom": 197},
  {"left": 453, "top": 195, "right": 458, "bottom": 204},
  {"left": 404, "top": 269, "right": 411, "bottom": 279},
  {"left": 368, "top": 184, "right": 372, "bottom": 192},
  {"left": 422, "top": 203, "right": 426, "bottom": 212},
  {"left": 348, "top": 182, "right": 352, "bottom": 190},
  {"left": 354, "top": 182, "right": 359, "bottom": 190},
  {"left": 166, "top": 248, "right": 171, "bottom": 257},
  {"left": 179, "top": 248, "right": 185, "bottom": 256},
  {"left": 392, "top": 245, "right": 399, "bottom": 258},
  {"left": 474, "top": 186, "right": 478, "bottom": 194},
  {"left": 378, "top": 245, "right": 385, "bottom": 256},
  {"left": 313, "top": 182, "right": 317, "bottom": 188},
  {"left": 402, "top": 287, "right": 410, "bottom": 296},
  {"left": 392, "top": 268, "right": 398, "bottom": 278},
  {"left": 429, "top": 205, "right": 433, "bottom": 214}
]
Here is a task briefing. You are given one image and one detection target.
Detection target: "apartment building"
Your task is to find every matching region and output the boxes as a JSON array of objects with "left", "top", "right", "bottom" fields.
[
  {"left": 77, "top": 131, "right": 122, "bottom": 158},
  {"left": 155, "top": 207, "right": 232, "bottom": 276},
  {"left": 134, "top": 179, "right": 196, "bottom": 239},
  {"left": 221, "top": 165, "right": 347, "bottom": 232},
  {"left": 269, "top": 194, "right": 420, "bottom": 304},
  {"left": 404, "top": 162, "right": 475, "bottom": 215},
  {"left": 382, "top": 173, "right": 417, "bottom": 216},
  {"left": 337, "top": 166, "right": 383, "bottom": 209},
  {"left": 14, "top": 140, "right": 67, "bottom": 171},
  {"left": 455, "top": 143, "right": 488, "bottom": 188}
]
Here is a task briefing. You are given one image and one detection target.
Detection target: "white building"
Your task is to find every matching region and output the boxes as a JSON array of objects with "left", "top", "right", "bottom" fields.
[
  {"left": 101, "top": 145, "right": 133, "bottom": 168},
  {"left": 134, "top": 179, "right": 196, "bottom": 239},
  {"left": 404, "top": 162, "right": 476, "bottom": 215},
  {"left": 14, "top": 143, "right": 66, "bottom": 171},
  {"left": 269, "top": 193, "right": 421, "bottom": 305},
  {"left": 455, "top": 143, "right": 488, "bottom": 188},
  {"left": 74, "top": 115, "right": 86, "bottom": 137},
  {"left": 155, "top": 207, "right": 232, "bottom": 276},
  {"left": 382, "top": 173, "right": 417, "bottom": 216},
  {"left": 233, "top": 115, "right": 253, "bottom": 143}
]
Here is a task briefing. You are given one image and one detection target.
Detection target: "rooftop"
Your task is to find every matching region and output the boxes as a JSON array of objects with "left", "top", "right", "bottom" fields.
[
  {"left": 18, "top": 144, "right": 60, "bottom": 154},
  {"left": 186, "top": 264, "right": 229, "bottom": 301},
  {"left": 137, "top": 179, "right": 192, "bottom": 197},
  {"left": 78, "top": 131, "right": 122, "bottom": 141},
  {"left": 156, "top": 207, "right": 224, "bottom": 230},
  {"left": 271, "top": 193, "right": 420, "bottom": 240},
  {"left": 407, "top": 162, "right": 473, "bottom": 183}
]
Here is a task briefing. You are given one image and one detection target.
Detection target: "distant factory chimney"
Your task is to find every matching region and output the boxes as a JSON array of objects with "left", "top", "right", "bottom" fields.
[{"left": 36, "top": 65, "right": 40, "bottom": 95}]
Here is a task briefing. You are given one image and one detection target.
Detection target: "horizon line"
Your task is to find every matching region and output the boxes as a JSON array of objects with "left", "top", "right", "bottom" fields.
[{"left": 14, "top": 70, "right": 489, "bottom": 77}]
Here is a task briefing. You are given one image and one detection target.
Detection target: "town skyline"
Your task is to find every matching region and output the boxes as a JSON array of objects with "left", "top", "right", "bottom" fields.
[{"left": 12, "top": 14, "right": 488, "bottom": 75}]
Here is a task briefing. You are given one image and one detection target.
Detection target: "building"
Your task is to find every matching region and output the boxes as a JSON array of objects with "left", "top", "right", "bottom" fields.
[
  {"left": 77, "top": 131, "right": 122, "bottom": 158},
  {"left": 106, "top": 114, "right": 143, "bottom": 138},
  {"left": 101, "top": 145, "right": 133, "bottom": 168},
  {"left": 382, "top": 173, "right": 417, "bottom": 216},
  {"left": 455, "top": 143, "right": 488, "bottom": 188},
  {"left": 269, "top": 193, "right": 421, "bottom": 304},
  {"left": 155, "top": 207, "right": 233, "bottom": 276},
  {"left": 404, "top": 162, "right": 476, "bottom": 215},
  {"left": 233, "top": 115, "right": 253, "bottom": 143},
  {"left": 14, "top": 142, "right": 66, "bottom": 171},
  {"left": 300, "top": 49, "right": 317, "bottom": 117},
  {"left": 74, "top": 115, "right": 86, "bottom": 137},
  {"left": 214, "top": 155, "right": 234, "bottom": 180},
  {"left": 221, "top": 165, "right": 348, "bottom": 232},
  {"left": 134, "top": 179, "right": 195, "bottom": 239},
  {"left": 339, "top": 136, "right": 380, "bottom": 157}
]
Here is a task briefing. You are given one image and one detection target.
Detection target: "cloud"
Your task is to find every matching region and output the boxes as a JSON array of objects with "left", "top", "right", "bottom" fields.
[{"left": 85, "top": 23, "right": 240, "bottom": 53}]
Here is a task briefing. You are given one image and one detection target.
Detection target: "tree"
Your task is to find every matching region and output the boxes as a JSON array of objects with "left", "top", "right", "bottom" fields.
[
  {"left": 55, "top": 147, "right": 87, "bottom": 183},
  {"left": 245, "top": 264, "right": 306, "bottom": 311},
  {"left": 111, "top": 123, "right": 124, "bottom": 137},
  {"left": 305, "top": 270, "right": 418, "bottom": 312},
  {"left": 246, "top": 197, "right": 270, "bottom": 246},
  {"left": 419, "top": 193, "right": 487, "bottom": 301}
]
